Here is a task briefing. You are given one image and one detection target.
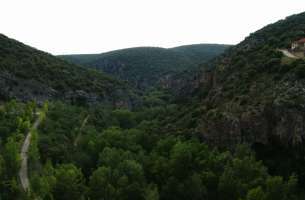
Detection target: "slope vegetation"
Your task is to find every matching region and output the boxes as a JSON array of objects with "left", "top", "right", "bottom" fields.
[
  {"left": 195, "top": 12, "right": 305, "bottom": 146},
  {"left": 177, "top": 11, "right": 305, "bottom": 186},
  {"left": 60, "top": 44, "right": 229, "bottom": 90},
  {"left": 0, "top": 34, "right": 136, "bottom": 106}
]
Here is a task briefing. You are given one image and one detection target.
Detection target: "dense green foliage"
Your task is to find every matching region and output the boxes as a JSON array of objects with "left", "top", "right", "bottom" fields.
[
  {"left": 0, "top": 101, "right": 36, "bottom": 199},
  {"left": 2, "top": 10, "right": 305, "bottom": 200},
  {"left": 0, "top": 34, "right": 135, "bottom": 104},
  {"left": 245, "top": 12, "right": 305, "bottom": 49},
  {"left": 0, "top": 100, "right": 301, "bottom": 199},
  {"left": 208, "top": 12, "right": 305, "bottom": 103},
  {"left": 18, "top": 101, "right": 303, "bottom": 199},
  {"left": 171, "top": 44, "right": 230, "bottom": 65},
  {"left": 59, "top": 45, "right": 229, "bottom": 90},
  {"left": 191, "top": 11, "right": 305, "bottom": 196}
]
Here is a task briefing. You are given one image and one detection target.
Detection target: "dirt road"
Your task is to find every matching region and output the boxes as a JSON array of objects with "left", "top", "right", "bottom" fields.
[{"left": 19, "top": 112, "right": 42, "bottom": 192}]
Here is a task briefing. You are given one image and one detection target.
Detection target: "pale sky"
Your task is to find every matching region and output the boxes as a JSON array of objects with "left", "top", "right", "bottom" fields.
[{"left": 1, "top": 0, "right": 305, "bottom": 55}]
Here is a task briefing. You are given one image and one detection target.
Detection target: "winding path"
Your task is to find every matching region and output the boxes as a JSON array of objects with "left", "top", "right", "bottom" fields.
[{"left": 19, "top": 112, "right": 43, "bottom": 192}]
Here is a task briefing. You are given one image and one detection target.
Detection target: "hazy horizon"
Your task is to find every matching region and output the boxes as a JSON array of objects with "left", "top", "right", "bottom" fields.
[{"left": 2, "top": 0, "right": 305, "bottom": 55}]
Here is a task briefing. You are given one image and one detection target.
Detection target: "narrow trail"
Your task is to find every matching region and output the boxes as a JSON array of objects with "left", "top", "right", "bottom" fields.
[
  {"left": 278, "top": 49, "right": 298, "bottom": 58},
  {"left": 74, "top": 115, "right": 90, "bottom": 147},
  {"left": 19, "top": 112, "right": 43, "bottom": 192}
]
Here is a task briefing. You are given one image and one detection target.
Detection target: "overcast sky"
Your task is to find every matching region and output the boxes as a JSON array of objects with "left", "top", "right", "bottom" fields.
[{"left": 1, "top": 0, "right": 305, "bottom": 55}]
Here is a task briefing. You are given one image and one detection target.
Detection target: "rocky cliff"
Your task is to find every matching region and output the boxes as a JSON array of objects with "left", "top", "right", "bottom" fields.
[{"left": 193, "top": 12, "right": 305, "bottom": 147}]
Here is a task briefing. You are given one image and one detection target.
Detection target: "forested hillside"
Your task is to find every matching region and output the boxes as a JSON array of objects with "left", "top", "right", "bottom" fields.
[
  {"left": 183, "top": 11, "right": 305, "bottom": 193},
  {"left": 60, "top": 44, "right": 229, "bottom": 90},
  {"left": 0, "top": 34, "right": 136, "bottom": 106},
  {"left": 194, "top": 12, "right": 305, "bottom": 146},
  {"left": 3, "top": 11, "right": 305, "bottom": 200}
]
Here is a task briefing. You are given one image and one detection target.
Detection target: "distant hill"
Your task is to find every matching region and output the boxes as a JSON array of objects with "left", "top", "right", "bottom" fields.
[
  {"left": 0, "top": 34, "right": 136, "bottom": 106},
  {"left": 59, "top": 44, "right": 230, "bottom": 90},
  {"left": 171, "top": 44, "right": 230, "bottom": 64}
]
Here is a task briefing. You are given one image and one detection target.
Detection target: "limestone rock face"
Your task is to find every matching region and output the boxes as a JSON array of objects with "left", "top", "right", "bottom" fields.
[
  {"left": 199, "top": 104, "right": 305, "bottom": 147},
  {"left": 195, "top": 60, "right": 305, "bottom": 147}
]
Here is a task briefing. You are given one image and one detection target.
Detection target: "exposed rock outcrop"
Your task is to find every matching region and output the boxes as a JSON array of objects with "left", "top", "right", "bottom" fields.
[{"left": 192, "top": 12, "right": 305, "bottom": 148}]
